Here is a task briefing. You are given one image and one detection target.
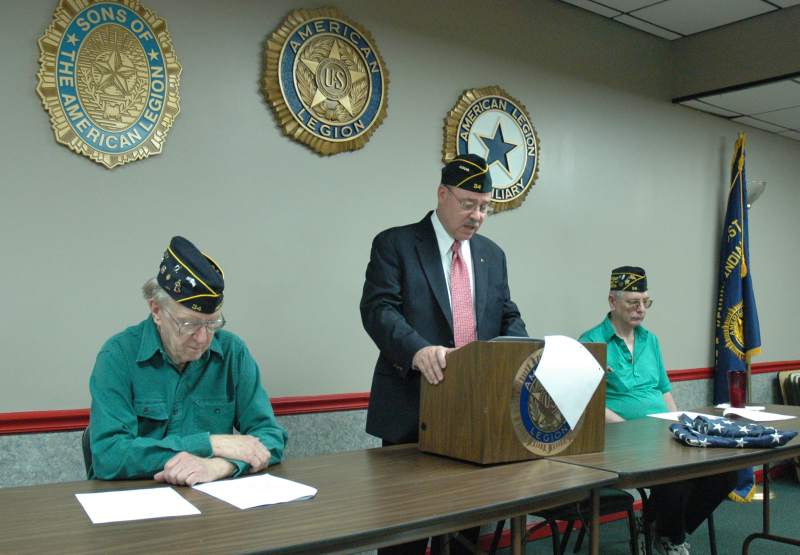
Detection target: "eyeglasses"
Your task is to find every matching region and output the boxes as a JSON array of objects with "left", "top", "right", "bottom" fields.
[
  {"left": 163, "top": 308, "right": 226, "bottom": 336},
  {"left": 445, "top": 186, "right": 494, "bottom": 216},
  {"left": 624, "top": 298, "right": 654, "bottom": 309}
]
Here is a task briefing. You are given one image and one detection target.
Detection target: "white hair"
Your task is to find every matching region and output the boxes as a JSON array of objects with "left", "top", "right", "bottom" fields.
[{"left": 142, "top": 277, "right": 173, "bottom": 308}]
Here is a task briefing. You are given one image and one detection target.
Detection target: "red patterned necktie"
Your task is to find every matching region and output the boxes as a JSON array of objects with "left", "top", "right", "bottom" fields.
[{"left": 450, "top": 240, "right": 476, "bottom": 348}]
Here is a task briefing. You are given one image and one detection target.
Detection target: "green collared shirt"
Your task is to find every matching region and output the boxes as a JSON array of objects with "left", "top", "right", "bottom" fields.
[
  {"left": 89, "top": 317, "right": 287, "bottom": 480},
  {"left": 579, "top": 315, "right": 671, "bottom": 420}
]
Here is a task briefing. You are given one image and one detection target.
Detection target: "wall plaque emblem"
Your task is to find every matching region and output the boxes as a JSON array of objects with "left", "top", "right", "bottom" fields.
[
  {"left": 444, "top": 86, "right": 540, "bottom": 213},
  {"left": 37, "top": 1, "right": 181, "bottom": 169},
  {"left": 263, "top": 7, "right": 389, "bottom": 155}
]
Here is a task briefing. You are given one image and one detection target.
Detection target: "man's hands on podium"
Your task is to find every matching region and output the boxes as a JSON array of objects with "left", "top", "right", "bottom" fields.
[{"left": 412, "top": 345, "right": 454, "bottom": 385}]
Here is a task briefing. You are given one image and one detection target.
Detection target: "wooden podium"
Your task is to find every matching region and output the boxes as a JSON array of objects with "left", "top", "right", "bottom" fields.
[{"left": 418, "top": 340, "right": 606, "bottom": 465}]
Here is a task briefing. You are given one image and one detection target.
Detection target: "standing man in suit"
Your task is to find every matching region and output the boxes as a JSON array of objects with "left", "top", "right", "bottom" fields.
[{"left": 360, "top": 154, "right": 528, "bottom": 555}]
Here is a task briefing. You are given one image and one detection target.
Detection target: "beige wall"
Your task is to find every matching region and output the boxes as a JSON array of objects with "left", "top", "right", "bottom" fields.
[{"left": 1, "top": 0, "right": 799, "bottom": 412}]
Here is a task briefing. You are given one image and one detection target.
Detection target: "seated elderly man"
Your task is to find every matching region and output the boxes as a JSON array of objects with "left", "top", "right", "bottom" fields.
[
  {"left": 579, "top": 266, "right": 736, "bottom": 555},
  {"left": 88, "top": 236, "right": 287, "bottom": 485}
]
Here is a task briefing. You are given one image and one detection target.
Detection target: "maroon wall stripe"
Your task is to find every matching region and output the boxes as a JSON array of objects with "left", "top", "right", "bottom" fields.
[{"left": 1, "top": 361, "right": 797, "bottom": 435}]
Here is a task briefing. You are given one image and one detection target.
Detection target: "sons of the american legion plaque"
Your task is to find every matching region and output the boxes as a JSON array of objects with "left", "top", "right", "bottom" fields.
[{"left": 37, "top": 0, "right": 181, "bottom": 169}]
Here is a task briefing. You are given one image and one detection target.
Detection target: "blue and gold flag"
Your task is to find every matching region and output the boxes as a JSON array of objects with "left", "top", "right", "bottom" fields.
[
  {"left": 714, "top": 133, "right": 761, "bottom": 404},
  {"left": 713, "top": 133, "right": 762, "bottom": 503}
]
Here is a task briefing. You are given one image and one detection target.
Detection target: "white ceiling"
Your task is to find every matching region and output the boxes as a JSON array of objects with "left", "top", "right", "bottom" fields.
[
  {"left": 560, "top": 0, "right": 800, "bottom": 39},
  {"left": 559, "top": 0, "right": 800, "bottom": 141}
]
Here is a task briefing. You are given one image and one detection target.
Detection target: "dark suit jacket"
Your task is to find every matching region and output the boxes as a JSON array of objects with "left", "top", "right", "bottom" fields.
[{"left": 360, "top": 211, "right": 528, "bottom": 443}]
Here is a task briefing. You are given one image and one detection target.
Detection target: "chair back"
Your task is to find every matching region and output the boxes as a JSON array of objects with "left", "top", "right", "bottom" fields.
[{"left": 81, "top": 426, "right": 93, "bottom": 479}]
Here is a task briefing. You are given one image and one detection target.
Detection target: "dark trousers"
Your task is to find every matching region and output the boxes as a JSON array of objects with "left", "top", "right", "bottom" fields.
[
  {"left": 377, "top": 528, "right": 481, "bottom": 555},
  {"left": 377, "top": 440, "right": 481, "bottom": 555},
  {"left": 650, "top": 471, "right": 738, "bottom": 544}
]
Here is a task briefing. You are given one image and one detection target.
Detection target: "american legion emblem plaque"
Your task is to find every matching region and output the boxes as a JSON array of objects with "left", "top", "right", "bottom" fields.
[
  {"left": 511, "top": 347, "right": 575, "bottom": 456},
  {"left": 36, "top": 0, "right": 181, "bottom": 169},
  {"left": 444, "top": 86, "right": 540, "bottom": 213},
  {"left": 262, "top": 7, "right": 389, "bottom": 155}
]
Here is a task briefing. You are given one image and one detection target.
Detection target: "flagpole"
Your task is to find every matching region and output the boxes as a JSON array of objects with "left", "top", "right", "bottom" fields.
[{"left": 746, "top": 362, "right": 752, "bottom": 404}]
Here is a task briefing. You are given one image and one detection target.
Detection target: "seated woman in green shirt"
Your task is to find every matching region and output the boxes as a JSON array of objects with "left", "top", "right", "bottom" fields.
[
  {"left": 89, "top": 236, "right": 287, "bottom": 486},
  {"left": 579, "top": 266, "right": 735, "bottom": 555}
]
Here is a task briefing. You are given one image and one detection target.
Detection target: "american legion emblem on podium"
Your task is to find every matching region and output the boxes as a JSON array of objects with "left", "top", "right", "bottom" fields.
[
  {"left": 262, "top": 7, "right": 389, "bottom": 155},
  {"left": 36, "top": 1, "right": 181, "bottom": 169},
  {"left": 444, "top": 86, "right": 540, "bottom": 213}
]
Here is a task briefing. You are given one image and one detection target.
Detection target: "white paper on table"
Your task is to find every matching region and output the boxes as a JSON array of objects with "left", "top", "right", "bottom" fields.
[
  {"left": 721, "top": 408, "right": 795, "bottom": 421},
  {"left": 715, "top": 403, "right": 765, "bottom": 411},
  {"left": 648, "top": 409, "right": 794, "bottom": 423},
  {"left": 193, "top": 473, "right": 317, "bottom": 510},
  {"left": 647, "top": 411, "right": 716, "bottom": 421},
  {"left": 75, "top": 487, "right": 200, "bottom": 524},
  {"left": 533, "top": 335, "right": 604, "bottom": 429}
]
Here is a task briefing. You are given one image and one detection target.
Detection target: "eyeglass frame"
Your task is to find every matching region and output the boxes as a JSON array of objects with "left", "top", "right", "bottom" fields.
[
  {"left": 162, "top": 307, "right": 226, "bottom": 336},
  {"left": 623, "top": 298, "right": 654, "bottom": 309},
  {"left": 444, "top": 185, "right": 494, "bottom": 216}
]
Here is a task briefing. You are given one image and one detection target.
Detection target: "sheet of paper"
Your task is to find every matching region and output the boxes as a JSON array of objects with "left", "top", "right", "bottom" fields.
[
  {"left": 648, "top": 409, "right": 795, "bottom": 423},
  {"left": 533, "top": 335, "right": 604, "bottom": 428},
  {"left": 722, "top": 408, "right": 796, "bottom": 421},
  {"left": 193, "top": 473, "right": 317, "bottom": 510},
  {"left": 715, "top": 403, "right": 765, "bottom": 411},
  {"left": 75, "top": 487, "right": 200, "bottom": 524},
  {"left": 647, "top": 411, "right": 716, "bottom": 421}
]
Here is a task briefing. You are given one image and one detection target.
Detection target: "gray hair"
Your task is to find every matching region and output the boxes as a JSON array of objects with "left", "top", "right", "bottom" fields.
[
  {"left": 142, "top": 277, "right": 173, "bottom": 307},
  {"left": 610, "top": 290, "right": 623, "bottom": 299}
]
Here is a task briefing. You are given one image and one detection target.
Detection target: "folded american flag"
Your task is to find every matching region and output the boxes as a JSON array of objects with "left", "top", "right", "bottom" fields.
[{"left": 669, "top": 414, "right": 797, "bottom": 448}]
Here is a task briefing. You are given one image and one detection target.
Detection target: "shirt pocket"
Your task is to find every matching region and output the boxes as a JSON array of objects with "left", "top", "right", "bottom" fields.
[
  {"left": 193, "top": 398, "right": 235, "bottom": 434},
  {"left": 605, "top": 367, "right": 632, "bottom": 394},
  {"left": 134, "top": 399, "right": 169, "bottom": 437}
]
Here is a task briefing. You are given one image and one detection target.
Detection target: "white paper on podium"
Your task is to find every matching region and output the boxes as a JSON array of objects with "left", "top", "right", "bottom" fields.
[
  {"left": 75, "top": 487, "right": 200, "bottom": 524},
  {"left": 193, "top": 473, "right": 317, "bottom": 510},
  {"left": 534, "top": 335, "right": 605, "bottom": 429}
]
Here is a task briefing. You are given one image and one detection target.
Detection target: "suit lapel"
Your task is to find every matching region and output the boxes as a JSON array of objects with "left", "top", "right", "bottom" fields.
[
  {"left": 415, "top": 213, "right": 452, "bottom": 331},
  {"left": 471, "top": 237, "right": 488, "bottom": 334}
]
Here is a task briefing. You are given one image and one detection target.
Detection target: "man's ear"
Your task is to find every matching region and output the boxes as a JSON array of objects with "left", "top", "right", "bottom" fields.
[
  {"left": 149, "top": 299, "right": 161, "bottom": 325},
  {"left": 436, "top": 184, "right": 447, "bottom": 205},
  {"left": 607, "top": 294, "right": 616, "bottom": 311}
]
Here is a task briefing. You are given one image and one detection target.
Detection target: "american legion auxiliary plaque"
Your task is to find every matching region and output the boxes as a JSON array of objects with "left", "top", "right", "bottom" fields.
[
  {"left": 263, "top": 7, "right": 389, "bottom": 155},
  {"left": 37, "top": 0, "right": 181, "bottom": 169},
  {"left": 444, "top": 86, "right": 540, "bottom": 213}
]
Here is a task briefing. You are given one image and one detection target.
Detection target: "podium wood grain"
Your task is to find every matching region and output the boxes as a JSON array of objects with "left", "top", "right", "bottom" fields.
[{"left": 419, "top": 340, "right": 606, "bottom": 464}]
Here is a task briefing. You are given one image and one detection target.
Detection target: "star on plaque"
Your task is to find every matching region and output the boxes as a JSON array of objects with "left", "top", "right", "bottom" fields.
[
  {"left": 95, "top": 45, "right": 136, "bottom": 96},
  {"left": 478, "top": 121, "right": 517, "bottom": 175},
  {"left": 299, "top": 40, "right": 367, "bottom": 117}
]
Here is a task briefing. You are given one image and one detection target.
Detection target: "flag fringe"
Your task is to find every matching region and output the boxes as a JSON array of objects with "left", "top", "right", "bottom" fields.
[{"left": 728, "top": 485, "right": 756, "bottom": 503}]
